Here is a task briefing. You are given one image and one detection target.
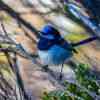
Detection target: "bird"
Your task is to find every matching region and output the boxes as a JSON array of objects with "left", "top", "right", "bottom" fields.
[{"left": 37, "top": 24, "right": 74, "bottom": 79}]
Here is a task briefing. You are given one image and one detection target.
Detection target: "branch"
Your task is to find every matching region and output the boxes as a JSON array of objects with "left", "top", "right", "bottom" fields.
[{"left": 0, "top": 0, "right": 39, "bottom": 42}]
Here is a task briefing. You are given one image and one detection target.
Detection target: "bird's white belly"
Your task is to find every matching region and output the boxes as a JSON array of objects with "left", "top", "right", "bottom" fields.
[{"left": 38, "top": 45, "right": 73, "bottom": 65}]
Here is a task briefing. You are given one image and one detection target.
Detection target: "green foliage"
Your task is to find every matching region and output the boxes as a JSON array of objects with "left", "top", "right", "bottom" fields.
[
  {"left": 42, "top": 63, "right": 100, "bottom": 100},
  {"left": 75, "top": 63, "right": 100, "bottom": 95}
]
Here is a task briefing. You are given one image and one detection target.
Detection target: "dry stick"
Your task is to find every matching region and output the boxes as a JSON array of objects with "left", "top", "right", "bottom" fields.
[
  {"left": 0, "top": 80, "right": 12, "bottom": 99},
  {"left": 0, "top": 70, "right": 14, "bottom": 99},
  {"left": 0, "top": 72, "right": 14, "bottom": 92},
  {"left": 0, "top": 92, "right": 7, "bottom": 100},
  {"left": 0, "top": 44, "right": 29, "bottom": 99},
  {"left": 0, "top": 0, "right": 39, "bottom": 42},
  {"left": 1, "top": 22, "right": 15, "bottom": 43},
  {"left": 0, "top": 79, "right": 8, "bottom": 99},
  {"left": 12, "top": 55, "right": 24, "bottom": 100},
  {"left": 0, "top": 47, "right": 30, "bottom": 59},
  {"left": 5, "top": 52, "right": 24, "bottom": 99},
  {"left": 0, "top": 40, "right": 16, "bottom": 45},
  {"left": 0, "top": 45, "right": 15, "bottom": 72},
  {"left": 13, "top": 53, "right": 30, "bottom": 100},
  {"left": 4, "top": 52, "right": 26, "bottom": 100},
  {"left": 0, "top": 18, "right": 17, "bottom": 45},
  {"left": 16, "top": 15, "right": 37, "bottom": 44},
  {"left": 0, "top": 34, "right": 16, "bottom": 45}
]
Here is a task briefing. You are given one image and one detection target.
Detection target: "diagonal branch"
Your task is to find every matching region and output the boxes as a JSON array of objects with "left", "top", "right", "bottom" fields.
[{"left": 0, "top": 0, "right": 39, "bottom": 42}]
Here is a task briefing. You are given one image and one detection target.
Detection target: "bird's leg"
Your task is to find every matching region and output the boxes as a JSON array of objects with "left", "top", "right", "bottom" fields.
[
  {"left": 59, "top": 64, "right": 64, "bottom": 80},
  {"left": 42, "top": 65, "right": 48, "bottom": 71}
]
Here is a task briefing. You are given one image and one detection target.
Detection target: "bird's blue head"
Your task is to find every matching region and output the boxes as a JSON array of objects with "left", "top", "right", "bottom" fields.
[{"left": 39, "top": 24, "right": 60, "bottom": 40}]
